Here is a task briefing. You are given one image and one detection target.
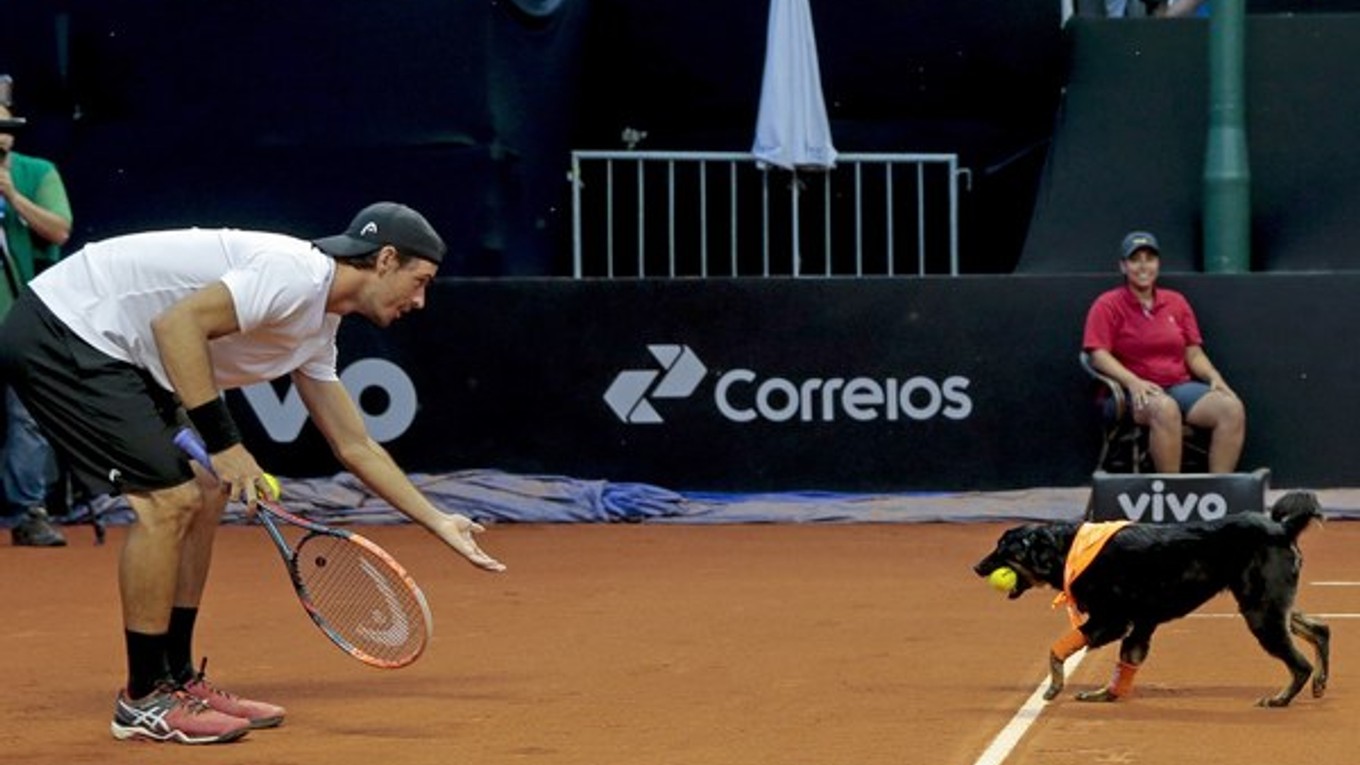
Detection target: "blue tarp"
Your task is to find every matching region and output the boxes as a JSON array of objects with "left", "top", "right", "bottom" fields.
[
  {"left": 58, "top": 470, "right": 1360, "bottom": 530},
  {"left": 61, "top": 470, "right": 1095, "bottom": 527},
  {"left": 230, "top": 471, "right": 1097, "bottom": 525}
]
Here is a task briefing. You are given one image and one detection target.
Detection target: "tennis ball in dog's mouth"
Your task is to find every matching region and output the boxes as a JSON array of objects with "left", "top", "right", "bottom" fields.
[{"left": 987, "top": 566, "right": 1018, "bottom": 593}]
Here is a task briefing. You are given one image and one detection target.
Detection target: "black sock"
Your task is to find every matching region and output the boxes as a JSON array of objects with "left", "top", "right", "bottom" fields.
[
  {"left": 166, "top": 606, "right": 200, "bottom": 684},
  {"left": 124, "top": 630, "right": 171, "bottom": 700}
]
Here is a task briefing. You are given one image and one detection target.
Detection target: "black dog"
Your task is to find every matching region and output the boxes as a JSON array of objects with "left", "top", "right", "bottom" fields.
[{"left": 973, "top": 491, "right": 1330, "bottom": 707}]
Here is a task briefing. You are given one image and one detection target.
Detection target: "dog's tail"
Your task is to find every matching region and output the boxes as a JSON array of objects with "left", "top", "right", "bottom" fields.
[{"left": 1271, "top": 490, "right": 1323, "bottom": 542}]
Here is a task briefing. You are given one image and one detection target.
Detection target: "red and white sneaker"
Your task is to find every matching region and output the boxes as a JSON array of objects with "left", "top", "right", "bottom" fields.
[
  {"left": 111, "top": 684, "right": 251, "bottom": 744},
  {"left": 182, "top": 659, "right": 286, "bottom": 729}
]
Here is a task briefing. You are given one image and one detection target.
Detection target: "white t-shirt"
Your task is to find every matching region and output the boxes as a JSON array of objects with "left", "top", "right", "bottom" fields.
[{"left": 30, "top": 228, "right": 341, "bottom": 392}]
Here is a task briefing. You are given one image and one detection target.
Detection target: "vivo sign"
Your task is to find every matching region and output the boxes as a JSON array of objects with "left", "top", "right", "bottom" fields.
[
  {"left": 1088, "top": 471, "right": 1269, "bottom": 524},
  {"left": 605, "top": 344, "right": 974, "bottom": 425},
  {"left": 1115, "top": 479, "right": 1229, "bottom": 522},
  {"left": 239, "top": 358, "right": 417, "bottom": 443}
]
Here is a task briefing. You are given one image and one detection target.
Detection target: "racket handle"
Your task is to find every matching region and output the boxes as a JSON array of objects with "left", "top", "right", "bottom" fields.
[{"left": 174, "top": 427, "right": 213, "bottom": 474}]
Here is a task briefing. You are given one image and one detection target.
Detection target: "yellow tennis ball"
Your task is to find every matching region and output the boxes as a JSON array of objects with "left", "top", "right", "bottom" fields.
[
  {"left": 261, "top": 473, "right": 281, "bottom": 500},
  {"left": 988, "top": 566, "right": 1018, "bottom": 593}
]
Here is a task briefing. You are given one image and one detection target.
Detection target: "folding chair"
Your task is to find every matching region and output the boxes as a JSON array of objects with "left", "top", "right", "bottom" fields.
[{"left": 1079, "top": 351, "right": 1208, "bottom": 474}]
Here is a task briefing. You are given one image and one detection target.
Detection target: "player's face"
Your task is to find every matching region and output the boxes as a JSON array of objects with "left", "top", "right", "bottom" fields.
[{"left": 369, "top": 254, "right": 437, "bottom": 327}]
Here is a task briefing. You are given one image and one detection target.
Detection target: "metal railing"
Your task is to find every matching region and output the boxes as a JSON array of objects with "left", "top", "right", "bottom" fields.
[{"left": 569, "top": 150, "right": 966, "bottom": 279}]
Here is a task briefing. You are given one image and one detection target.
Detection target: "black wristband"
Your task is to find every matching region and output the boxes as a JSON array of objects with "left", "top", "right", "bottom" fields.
[{"left": 185, "top": 397, "right": 242, "bottom": 453}]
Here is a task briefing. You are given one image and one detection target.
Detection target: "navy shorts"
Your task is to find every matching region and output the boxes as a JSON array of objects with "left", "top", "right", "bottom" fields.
[
  {"left": 1164, "top": 381, "right": 1213, "bottom": 415},
  {"left": 0, "top": 289, "right": 194, "bottom": 495},
  {"left": 1104, "top": 380, "right": 1212, "bottom": 422}
]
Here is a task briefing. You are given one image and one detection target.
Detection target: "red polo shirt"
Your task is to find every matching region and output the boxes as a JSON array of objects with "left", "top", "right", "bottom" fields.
[{"left": 1082, "top": 285, "right": 1203, "bottom": 387}]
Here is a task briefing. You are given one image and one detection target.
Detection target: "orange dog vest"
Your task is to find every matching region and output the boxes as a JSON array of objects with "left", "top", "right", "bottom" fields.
[{"left": 1053, "top": 520, "right": 1132, "bottom": 627}]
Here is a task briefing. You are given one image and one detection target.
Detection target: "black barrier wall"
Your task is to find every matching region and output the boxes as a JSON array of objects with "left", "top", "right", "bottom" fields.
[{"left": 232, "top": 274, "right": 1360, "bottom": 493}]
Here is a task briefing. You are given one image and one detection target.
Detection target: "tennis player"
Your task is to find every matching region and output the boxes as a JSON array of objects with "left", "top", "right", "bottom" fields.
[{"left": 0, "top": 201, "right": 506, "bottom": 744}]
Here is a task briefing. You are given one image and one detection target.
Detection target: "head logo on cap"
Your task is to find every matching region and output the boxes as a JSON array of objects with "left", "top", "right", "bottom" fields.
[{"left": 314, "top": 201, "right": 447, "bottom": 265}]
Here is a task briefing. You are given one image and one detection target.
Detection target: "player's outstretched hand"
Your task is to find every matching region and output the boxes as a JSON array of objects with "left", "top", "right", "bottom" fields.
[{"left": 437, "top": 513, "right": 507, "bottom": 572}]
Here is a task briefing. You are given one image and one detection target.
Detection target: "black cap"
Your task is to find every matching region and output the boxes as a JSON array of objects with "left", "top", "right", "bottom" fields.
[{"left": 314, "top": 201, "right": 446, "bottom": 265}]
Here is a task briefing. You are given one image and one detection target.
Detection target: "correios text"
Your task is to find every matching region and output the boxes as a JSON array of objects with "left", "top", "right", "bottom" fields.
[{"left": 713, "top": 370, "right": 973, "bottom": 423}]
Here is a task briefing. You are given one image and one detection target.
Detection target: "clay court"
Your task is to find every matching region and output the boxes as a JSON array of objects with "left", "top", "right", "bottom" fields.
[{"left": 3, "top": 517, "right": 1355, "bottom": 764}]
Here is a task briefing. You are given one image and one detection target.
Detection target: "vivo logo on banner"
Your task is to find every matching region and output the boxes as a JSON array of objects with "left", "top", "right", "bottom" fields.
[
  {"left": 604, "top": 344, "right": 974, "bottom": 425},
  {"left": 240, "top": 358, "right": 418, "bottom": 443},
  {"left": 1088, "top": 470, "right": 1268, "bottom": 524},
  {"left": 1116, "top": 479, "right": 1230, "bottom": 522}
]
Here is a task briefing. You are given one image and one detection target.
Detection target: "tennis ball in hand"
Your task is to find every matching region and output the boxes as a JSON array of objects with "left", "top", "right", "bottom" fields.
[
  {"left": 987, "top": 566, "right": 1018, "bottom": 593},
  {"left": 261, "top": 473, "right": 281, "bottom": 500}
]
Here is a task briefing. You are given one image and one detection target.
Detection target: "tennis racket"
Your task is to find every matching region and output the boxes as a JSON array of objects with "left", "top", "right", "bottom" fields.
[{"left": 174, "top": 428, "right": 433, "bottom": 669}]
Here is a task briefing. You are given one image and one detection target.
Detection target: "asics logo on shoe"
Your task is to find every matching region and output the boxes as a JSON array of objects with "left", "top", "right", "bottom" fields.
[
  {"left": 116, "top": 695, "right": 174, "bottom": 733},
  {"left": 111, "top": 687, "right": 250, "bottom": 744},
  {"left": 604, "top": 344, "right": 707, "bottom": 424}
]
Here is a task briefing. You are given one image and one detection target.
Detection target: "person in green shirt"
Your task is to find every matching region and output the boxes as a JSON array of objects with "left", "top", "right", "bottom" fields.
[{"left": 0, "top": 101, "right": 72, "bottom": 546}]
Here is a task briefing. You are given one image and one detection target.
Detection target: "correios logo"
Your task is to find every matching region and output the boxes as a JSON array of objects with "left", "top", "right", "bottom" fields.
[
  {"left": 604, "top": 345, "right": 708, "bottom": 423},
  {"left": 1116, "top": 479, "right": 1229, "bottom": 522},
  {"left": 604, "top": 344, "right": 973, "bottom": 425}
]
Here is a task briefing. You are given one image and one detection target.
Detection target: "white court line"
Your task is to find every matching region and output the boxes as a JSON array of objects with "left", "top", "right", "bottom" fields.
[
  {"left": 1311, "top": 581, "right": 1360, "bottom": 587},
  {"left": 971, "top": 650, "right": 1085, "bottom": 765}
]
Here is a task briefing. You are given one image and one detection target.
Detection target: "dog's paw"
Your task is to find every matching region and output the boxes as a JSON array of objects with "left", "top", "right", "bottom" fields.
[
  {"left": 1313, "top": 673, "right": 1328, "bottom": 698},
  {"left": 1042, "top": 684, "right": 1062, "bottom": 701}
]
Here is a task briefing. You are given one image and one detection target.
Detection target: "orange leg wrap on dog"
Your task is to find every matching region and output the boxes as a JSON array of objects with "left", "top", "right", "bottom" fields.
[
  {"left": 1109, "top": 661, "right": 1139, "bottom": 697},
  {"left": 1051, "top": 629, "right": 1088, "bottom": 661}
]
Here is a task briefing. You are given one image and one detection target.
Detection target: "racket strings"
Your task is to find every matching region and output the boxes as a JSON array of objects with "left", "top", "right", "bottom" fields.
[{"left": 294, "top": 534, "right": 429, "bottom": 665}]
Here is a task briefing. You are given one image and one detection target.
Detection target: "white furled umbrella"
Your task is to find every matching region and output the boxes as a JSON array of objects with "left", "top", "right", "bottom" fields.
[
  {"left": 752, "top": 0, "right": 836, "bottom": 276},
  {"left": 752, "top": 0, "right": 837, "bottom": 171}
]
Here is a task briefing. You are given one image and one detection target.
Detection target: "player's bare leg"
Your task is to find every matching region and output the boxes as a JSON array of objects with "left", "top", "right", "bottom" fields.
[
  {"left": 166, "top": 464, "right": 286, "bottom": 728},
  {"left": 174, "top": 469, "right": 230, "bottom": 608},
  {"left": 112, "top": 481, "right": 252, "bottom": 743},
  {"left": 121, "top": 481, "right": 211, "bottom": 635}
]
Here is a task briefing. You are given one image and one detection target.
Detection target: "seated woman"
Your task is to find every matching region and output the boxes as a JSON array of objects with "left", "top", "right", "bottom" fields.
[{"left": 1082, "top": 231, "right": 1246, "bottom": 473}]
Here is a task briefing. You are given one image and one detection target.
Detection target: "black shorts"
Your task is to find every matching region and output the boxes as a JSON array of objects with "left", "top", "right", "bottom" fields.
[{"left": 0, "top": 289, "right": 194, "bottom": 495}]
